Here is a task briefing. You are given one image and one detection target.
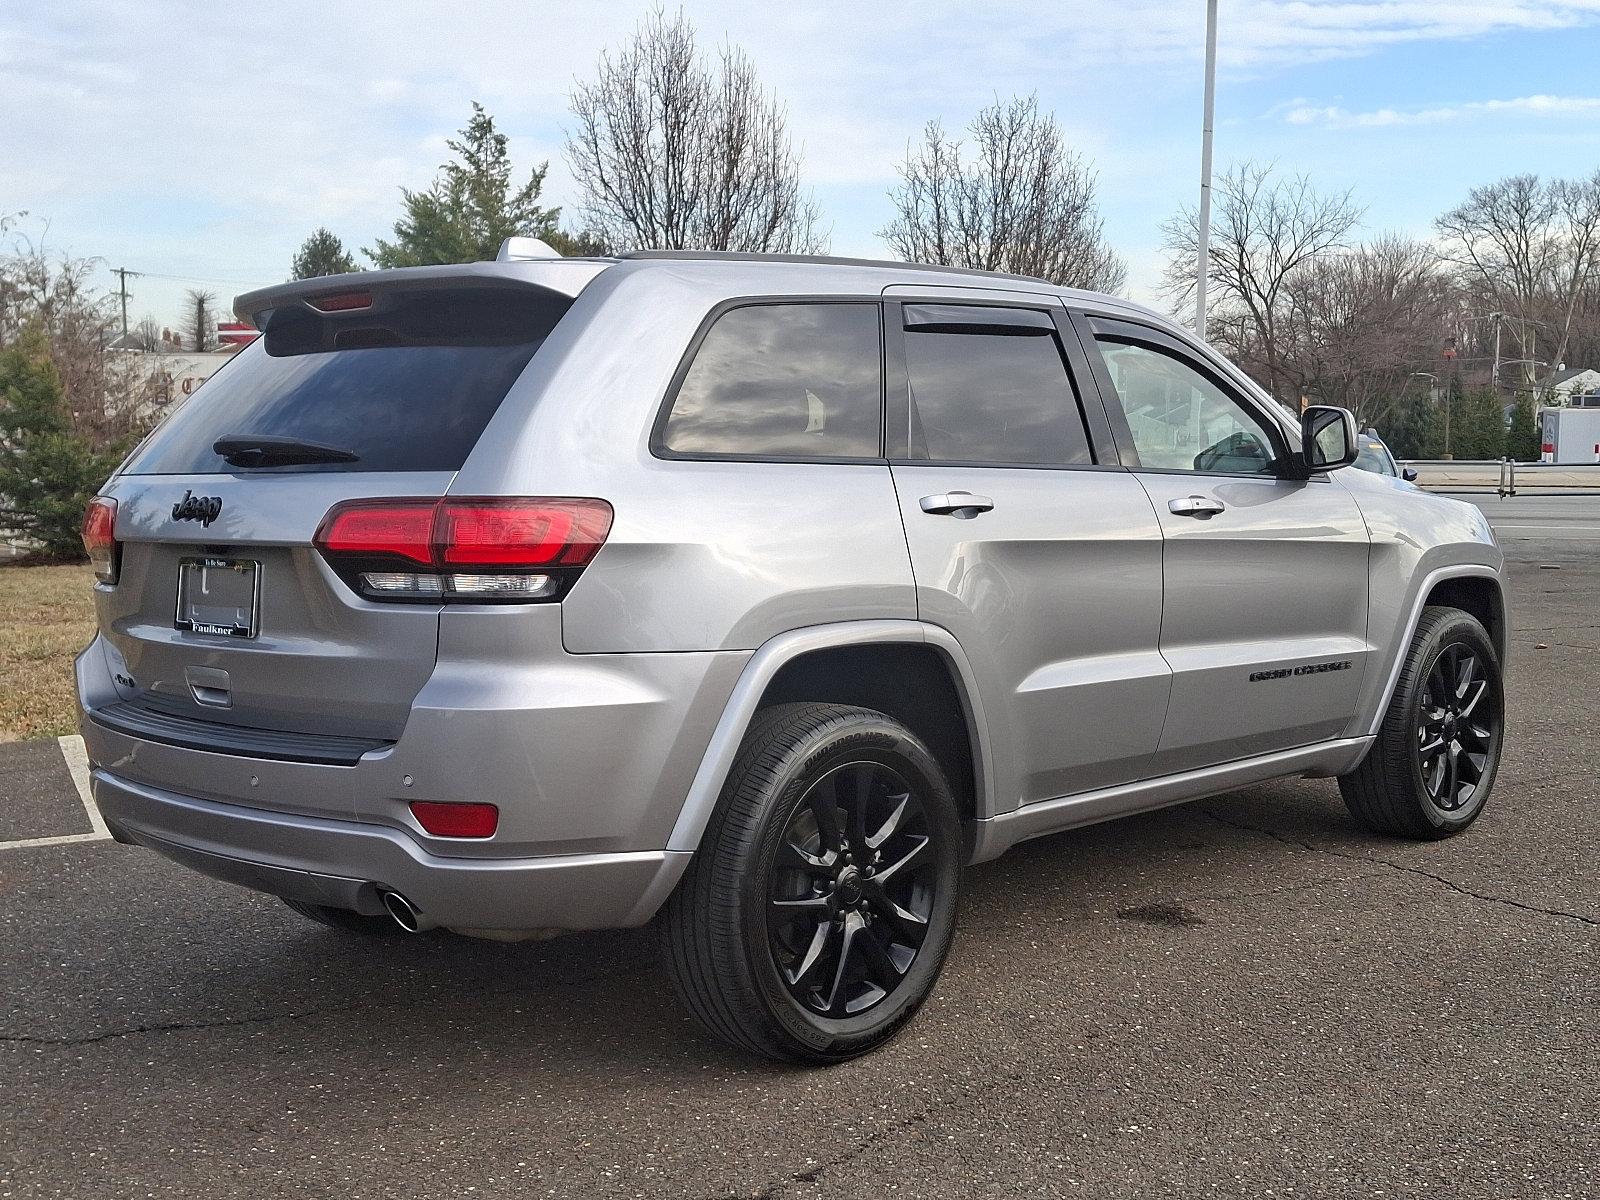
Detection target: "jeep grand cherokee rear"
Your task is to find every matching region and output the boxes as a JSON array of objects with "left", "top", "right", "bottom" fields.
[{"left": 76, "top": 259, "right": 741, "bottom": 938}]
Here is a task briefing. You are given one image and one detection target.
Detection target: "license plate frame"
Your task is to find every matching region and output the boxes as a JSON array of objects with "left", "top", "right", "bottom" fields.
[{"left": 175, "top": 556, "right": 261, "bottom": 639}]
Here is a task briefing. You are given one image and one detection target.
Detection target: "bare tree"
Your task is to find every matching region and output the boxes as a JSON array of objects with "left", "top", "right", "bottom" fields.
[
  {"left": 1281, "top": 236, "right": 1457, "bottom": 429},
  {"left": 0, "top": 223, "right": 165, "bottom": 443},
  {"left": 1436, "top": 171, "right": 1600, "bottom": 387},
  {"left": 1162, "top": 161, "right": 1363, "bottom": 404},
  {"left": 185, "top": 289, "right": 216, "bottom": 352},
  {"left": 880, "top": 95, "right": 1126, "bottom": 293},
  {"left": 565, "top": 9, "right": 826, "bottom": 254}
]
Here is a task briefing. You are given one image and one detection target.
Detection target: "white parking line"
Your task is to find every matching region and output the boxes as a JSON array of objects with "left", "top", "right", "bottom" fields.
[
  {"left": 0, "top": 735, "right": 112, "bottom": 852},
  {"left": 56, "top": 734, "right": 109, "bottom": 838}
]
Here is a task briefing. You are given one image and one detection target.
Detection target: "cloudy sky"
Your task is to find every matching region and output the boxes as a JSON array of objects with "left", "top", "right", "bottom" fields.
[{"left": 7, "top": 1, "right": 1600, "bottom": 329}]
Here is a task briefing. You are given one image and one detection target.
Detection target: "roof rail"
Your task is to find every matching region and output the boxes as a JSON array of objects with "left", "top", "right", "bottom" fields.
[{"left": 617, "top": 249, "right": 1056, "bottom": 289}]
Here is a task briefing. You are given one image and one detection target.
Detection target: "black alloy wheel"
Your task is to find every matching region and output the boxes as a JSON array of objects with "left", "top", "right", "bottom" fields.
[
  {"left": 1415, "top": 641, "right": 1499, "bottom": 814},
  {"left": 767, "top": 759, "right": 937, "bottom": 1018}
]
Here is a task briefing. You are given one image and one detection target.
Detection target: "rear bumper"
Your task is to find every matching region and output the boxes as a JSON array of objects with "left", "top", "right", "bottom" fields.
[{"left": 94, "top": 767, "right": 690, "bottom": 931}]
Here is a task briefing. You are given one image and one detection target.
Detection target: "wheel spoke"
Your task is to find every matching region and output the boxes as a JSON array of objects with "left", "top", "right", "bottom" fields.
[
  {"left": 1454, "top": 653, "right": 1479, "bottom": 701},
  {"left": 823, "top": 915, "right": 863, "bottom": 1015},
  {"left": 787, "top": 919, "right": 838, "bottom": 990},
  {"left": 1428, "top": 656, "right": 1452, "bottom": 709},
  {"left": 1418, "top": 734, "right": 1446, "bottom": 756},
  {"left": 845, "top": 767, "right": 871, "bottom": 850},
  {"left": 1443, "top": 744, "right": 1462, "bottom": 808},
  {"left": 776, "top": 839, "right": 834, "bottom": 876},
  {"left": 807, "top": 789, "right": 846, "bottom": 853},
  {"left": 771, "top": 893, "right": 831, "bottom": 914},
  {"left": 855, "top": 922, "right": 907, "bottom": 991},
  {"left": 865, "top": 882, "right": 928, "bottom": 947},
  {"left": 875, "top": 834, "right": 930, "bottom": 886},
  {"left": 1458, "top": 679, "right": 1488, "bottom": 720},
  {"left": 866, "top": 794, "right": 912, "bottom": 850}
]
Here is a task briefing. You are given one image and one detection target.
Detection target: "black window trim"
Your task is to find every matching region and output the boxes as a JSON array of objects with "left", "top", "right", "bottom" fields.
[
  {"left": 649, "top": 295, "right": 889, "bottom": 466},
  {"left": 1069, "top": 309, "right": 1316, "bottom": 482},
  {"left": 882, "top": 295, "right": 1119, "bottom": 472}
]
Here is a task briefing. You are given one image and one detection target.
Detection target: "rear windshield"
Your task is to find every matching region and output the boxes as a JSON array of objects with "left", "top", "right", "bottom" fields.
[{"left": 122, "top": 287, "right": 569, "bottom": 474}]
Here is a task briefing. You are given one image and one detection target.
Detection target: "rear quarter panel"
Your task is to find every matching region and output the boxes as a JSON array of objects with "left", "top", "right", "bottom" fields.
[{"left": 451, "top": 264, "right": 918, "bottom": 653}]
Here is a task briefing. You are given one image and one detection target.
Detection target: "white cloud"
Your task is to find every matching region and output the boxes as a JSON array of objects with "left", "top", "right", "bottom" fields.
[
  {"left": 1284, "top": 94, "right": 1600, "bottom": 126},
  {"left": 9, "top": 0, "right": 1600, "bottom": 323}
]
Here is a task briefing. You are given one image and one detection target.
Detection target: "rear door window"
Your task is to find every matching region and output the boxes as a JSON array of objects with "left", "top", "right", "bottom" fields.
[
  {"left": 901, "top": 305, "right": 1093, "bottom": 466},
  {"left": 659, "top": 303, "right": 882, "bottom": 459},
  {"left": 122, "top": 287, "right": 569, "bottom": 474}
]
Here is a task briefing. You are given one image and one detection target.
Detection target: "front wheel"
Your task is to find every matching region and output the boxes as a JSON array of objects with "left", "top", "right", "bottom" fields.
[
  {"left": 662, "top": 703, "right": 963, "bottom": 1064},
  {"left": 1340, "top": 606, "right": 1504, "bottom": 839}
]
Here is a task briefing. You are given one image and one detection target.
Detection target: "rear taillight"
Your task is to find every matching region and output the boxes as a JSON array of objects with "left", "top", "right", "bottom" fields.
[
  {"left": 82, "top": 496, "right": 118, "bottom": 584},
  {"left": 313, "top": 497, "right": 612, "bottom": 603}
]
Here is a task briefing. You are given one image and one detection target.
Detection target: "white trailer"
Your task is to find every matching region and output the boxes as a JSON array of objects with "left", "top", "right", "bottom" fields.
[{"left": 1539, "top": 406, "right": 1600, "bottom": 463}]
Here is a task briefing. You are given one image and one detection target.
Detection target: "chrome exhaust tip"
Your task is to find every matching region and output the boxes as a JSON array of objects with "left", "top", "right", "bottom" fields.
[{"left": 380, "top": 890, "right": 436, "bottom": 933}]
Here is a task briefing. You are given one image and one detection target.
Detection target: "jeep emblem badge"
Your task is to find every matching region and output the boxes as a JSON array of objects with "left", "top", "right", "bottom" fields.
[{"left": 172, "top": 490, "right": 223, "bottom": 527}]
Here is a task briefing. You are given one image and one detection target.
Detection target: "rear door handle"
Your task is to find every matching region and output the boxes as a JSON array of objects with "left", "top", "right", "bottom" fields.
[
  {"left": 1168, "top": 495, "right": 1226, "bottom": 518},
  {"left": 920, "top": 492, "right": 995, "bottom": 519}
]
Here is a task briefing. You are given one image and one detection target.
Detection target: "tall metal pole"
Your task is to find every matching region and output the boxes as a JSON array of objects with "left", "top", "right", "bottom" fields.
[{"left": 1194, "top": 0, "right": 1218, "bottom": 340}]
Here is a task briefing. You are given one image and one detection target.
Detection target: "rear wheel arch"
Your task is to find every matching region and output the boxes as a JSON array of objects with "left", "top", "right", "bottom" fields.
[{"left": 665, "top": 623, "right": 993, "bottom": 858}]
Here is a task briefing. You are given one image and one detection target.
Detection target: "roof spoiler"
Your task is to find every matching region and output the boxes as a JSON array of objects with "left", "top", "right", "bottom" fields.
[{"left": 233, "top": 259, "right": 610, "bottom": 328}]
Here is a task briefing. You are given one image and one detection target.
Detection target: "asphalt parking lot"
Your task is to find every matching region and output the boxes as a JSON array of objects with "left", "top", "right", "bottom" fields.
[{"left": 2, "top": 498, "right": 1596, "bottom": 1200}]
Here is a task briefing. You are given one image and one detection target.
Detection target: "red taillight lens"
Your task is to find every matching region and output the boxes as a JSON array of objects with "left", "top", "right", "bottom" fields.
[
  {"left": 313, "top": 497, "right": 613, "bottom": 602},
  {"left": 409, "top": 800, "right": 498, "bottom": 838},
  {"left": 314, "top": 502, "right": 435, "bottom": 565},
  {"left": 82, "top": 496, "right": 118, "bottom": 584},
  {"left": 438, "top": 499, "right": 612, "bottom": 567}
]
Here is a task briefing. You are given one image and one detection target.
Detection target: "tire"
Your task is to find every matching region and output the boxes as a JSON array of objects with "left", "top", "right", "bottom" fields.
[
  {"left": 281, "top": 897, "right": 399, "bottom": 935},
  {"left": 1339, "top": 606, "right": 1505, "bottom": 839},
  {"left": 662, "top": 703, "right": 963, "bottom": 1064}
]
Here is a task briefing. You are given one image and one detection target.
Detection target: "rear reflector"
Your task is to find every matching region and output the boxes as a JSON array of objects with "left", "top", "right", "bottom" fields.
[
  {"left": 410, "top": 800, "right": 499, "bottom": 838},
  {"left": 82, "top": 496, "right": 118, "bottom": 584},
  {"left": 314, "top": 497, "right": 612, "bottom": 603}
]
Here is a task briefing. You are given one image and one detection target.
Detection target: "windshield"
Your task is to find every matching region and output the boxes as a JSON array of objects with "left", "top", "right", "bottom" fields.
[{"left": 1352, "top": 440, "right": 1397, "bottom": 476}]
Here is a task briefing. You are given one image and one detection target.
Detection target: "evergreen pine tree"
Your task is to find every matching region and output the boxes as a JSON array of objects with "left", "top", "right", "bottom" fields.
[{"left": 367, "top": 103, "right": 562, "bottom": 267}]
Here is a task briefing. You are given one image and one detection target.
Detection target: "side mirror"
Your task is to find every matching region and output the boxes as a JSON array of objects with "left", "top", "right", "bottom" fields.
[
  {"left": 1402, "top": 467, "right": 1419, "bottom": 483},
  {"left": 1300, "top": 405, "right": 1358, "bottom": 473}
]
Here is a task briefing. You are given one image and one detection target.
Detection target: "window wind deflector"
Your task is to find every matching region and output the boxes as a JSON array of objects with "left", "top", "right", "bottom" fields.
[
  {"left": 213, "top": 434, "right": 360, "bottom": 468},
  {"left": 903, "top": 304, "right": 1055, "bottom": 336}
]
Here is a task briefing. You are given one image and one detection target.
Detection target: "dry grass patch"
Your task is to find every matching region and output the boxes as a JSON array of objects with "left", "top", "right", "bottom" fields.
[{"left": 0, "top": 563, "right": 96, "bottom": 741}]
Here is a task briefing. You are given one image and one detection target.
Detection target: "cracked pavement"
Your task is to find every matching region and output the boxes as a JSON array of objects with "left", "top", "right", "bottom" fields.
[{"left": 1, "top": 522, "right": 1596, "bottom": 1199}]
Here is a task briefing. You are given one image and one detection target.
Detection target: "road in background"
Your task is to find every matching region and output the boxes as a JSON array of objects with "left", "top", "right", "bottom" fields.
[
  {"left": 2, "top": 503, "right": 1595, "bottom": 1200},
  {"left": 1443, "top": 492, "right": 1600, "bottom": 555}
]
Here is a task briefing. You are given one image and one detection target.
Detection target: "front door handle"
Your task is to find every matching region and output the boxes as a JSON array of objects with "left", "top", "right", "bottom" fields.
[
  {"left": 1168, "top": 495, "right": 1226, "bottom": 518},
  {"left": 920, "top": 492, "right": 995, "bottom": 519}
]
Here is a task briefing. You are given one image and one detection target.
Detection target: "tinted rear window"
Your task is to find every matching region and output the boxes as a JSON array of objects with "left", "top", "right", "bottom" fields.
[
  {"left": 122, "top": 288, "right": 568, "bottom": 474},
  {"left": 660, "top": 303, "right": 882, "bottom": 458},
  {"left": 904, "top": 308, "right": 1091, "bottom": 466}
]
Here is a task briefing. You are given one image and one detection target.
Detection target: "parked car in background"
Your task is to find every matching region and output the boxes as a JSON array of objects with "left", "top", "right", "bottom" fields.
[
  {"left": 1353, "top": 429, "right": 1418, "bottom": 481},
  {"left": 77, "top": 245, "right": 1508, "bottom": 1064}
]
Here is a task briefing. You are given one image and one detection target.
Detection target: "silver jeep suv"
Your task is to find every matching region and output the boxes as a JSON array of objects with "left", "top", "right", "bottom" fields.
[{"left": 77, "top": 247, "right": 1507, "bottom": 1063}]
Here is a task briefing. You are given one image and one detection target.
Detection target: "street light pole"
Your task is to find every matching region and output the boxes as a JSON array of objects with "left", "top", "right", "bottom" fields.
[
  {"left": 1410, "top": 371, "right": 1445, "bottom": 458},
  {"left": 1194, "top": 0, "right": 1218, "bottom": 341}
]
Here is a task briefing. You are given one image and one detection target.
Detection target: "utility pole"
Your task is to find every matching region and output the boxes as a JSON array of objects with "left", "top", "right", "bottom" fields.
[
  {"left": 1490, "top": 311, "right": 1502, "bottom": 404},
  {"left": 113, "top": 267, "right": 139, "bottom": 341},
  {"left": 1194, "top": 0, "right": 1218, "bottom": 341}
]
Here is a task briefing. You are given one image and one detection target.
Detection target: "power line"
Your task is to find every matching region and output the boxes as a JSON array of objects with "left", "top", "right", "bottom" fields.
[{"left": 130, "top": 269, "right": 277, "bottom": 287}]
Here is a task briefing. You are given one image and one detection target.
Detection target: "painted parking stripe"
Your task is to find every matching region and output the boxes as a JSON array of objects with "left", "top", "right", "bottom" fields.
[{"left": 0, "top": 735, "right": 112, "bottom": 852}]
